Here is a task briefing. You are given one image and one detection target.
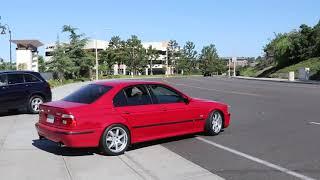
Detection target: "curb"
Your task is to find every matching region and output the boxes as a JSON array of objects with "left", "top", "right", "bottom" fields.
[{"left": 232, "top": 76, "right": 320, "bottom": 85}]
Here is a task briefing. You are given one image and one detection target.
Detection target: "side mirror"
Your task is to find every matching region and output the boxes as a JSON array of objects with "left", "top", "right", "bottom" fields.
[{"left": 182, "top": 96, "right": 190, "bottom": 104}]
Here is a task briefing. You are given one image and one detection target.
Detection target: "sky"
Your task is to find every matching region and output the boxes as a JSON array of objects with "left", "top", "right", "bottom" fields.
[{"left": 0, "top": 0, "right": 320, "bottom": 62}]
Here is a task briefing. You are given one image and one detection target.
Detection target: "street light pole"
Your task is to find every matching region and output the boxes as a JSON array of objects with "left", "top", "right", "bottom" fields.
[
  {"left": 8, "top": 27, "right": 12, "bottom": 68},
  {"left": 132, "top": 47, "right": 135, "bottom": 78},
  {"left": 228, "top": 58, "right": 231, "bottom": 77},
  {"left": 0, "top": 23, "right": 12, "bottom": 68},
  {"left": 94, "top": 28, "right": 112, "bottom": 80},
  {"left": 166, "top": 47, "right": 169, "bottom": 77}
]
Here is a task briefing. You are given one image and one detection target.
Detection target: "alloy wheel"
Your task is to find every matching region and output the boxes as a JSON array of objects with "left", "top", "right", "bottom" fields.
[
  {"left": 212, "top": 111, "right": 223, "bottom": 133},
  {"left": 31, "top": 97, "right": 43, "bottom": 112},
  {"left": 105, "top": 127, "right": 128, "bottom": 153}
]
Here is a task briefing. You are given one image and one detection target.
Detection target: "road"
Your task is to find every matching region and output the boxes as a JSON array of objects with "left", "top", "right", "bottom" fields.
[
  {"left": 162, "top": 77, "right": 320, "bottom": 180},
  {"left": 0, "top": 76, "right": 319, "bottom": 180}
]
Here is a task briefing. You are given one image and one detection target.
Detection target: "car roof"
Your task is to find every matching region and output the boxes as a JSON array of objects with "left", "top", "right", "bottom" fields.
[
  {"left": 94, "top": 79, "right": 166, "bottom": 87},
  {"left": 0, "top": 70, "right": 39, "bottom": 74}
]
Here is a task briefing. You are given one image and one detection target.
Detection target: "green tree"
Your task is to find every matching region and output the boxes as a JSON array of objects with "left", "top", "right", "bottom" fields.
[
  {"left": 47, "top": 40, "right": 74, "bottom": 81},
  {"left": 0, "top": 60, "right": 13, "bottom": 70},
  {"left": 199, "top": 44, "right": 225, "bottom": 75},
  {"left": 178, "top": 41, "right": 197, "bottom": 74},
  {"left": 146, "top": 45, "right": 159, "bottom": 75},
  {"left": 99, "top": 36, "right": 126, "bottom": 75},
  {"left": 38, "top": 55, "right": 46, "bottom": 72},
  {"left": 17, "top": 63, "right": 27, "bottom": 70},
  {"left": 62, "top": 25, "right": 93, "bottom": 78},
  {"left": 124, "top": 35, "right": 147, "bottom": 75},
  {"left": 166, "top": 40, "right": 180, "bottom": 73},
  {"left": 264, "top": 20, "right": 320, "bottom": 69}
]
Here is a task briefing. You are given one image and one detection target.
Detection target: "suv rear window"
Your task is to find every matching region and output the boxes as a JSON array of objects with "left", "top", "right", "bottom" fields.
[
  {"left": 24, "top": 74, "right": 41, "bottom": 83},
  {"left": 63, "top": 84, "right": 112, "bottom": 104}
]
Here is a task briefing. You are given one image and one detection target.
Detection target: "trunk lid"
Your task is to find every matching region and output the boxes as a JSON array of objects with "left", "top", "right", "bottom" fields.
[{"left": 39, "top": 100, "right": 86, "bottom": 128}]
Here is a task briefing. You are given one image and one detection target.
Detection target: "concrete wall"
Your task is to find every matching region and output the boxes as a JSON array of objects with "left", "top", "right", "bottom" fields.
[
  {"left": 16, "top": 49, "right": 32, "bottom": 70},
  {"left": 16, "top": 49, "right": 39, "bottom": 72}
]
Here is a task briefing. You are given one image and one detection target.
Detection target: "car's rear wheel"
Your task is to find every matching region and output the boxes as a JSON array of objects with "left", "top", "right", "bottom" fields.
[
  {"left": 205, "top": 110, "right": 223, "bottom": 135},
  {"left": 28, "top": 95, "right": 44, "bottom": 114},
  {"left": 99, "top": 124, "right": 130, "bottom": 156}
]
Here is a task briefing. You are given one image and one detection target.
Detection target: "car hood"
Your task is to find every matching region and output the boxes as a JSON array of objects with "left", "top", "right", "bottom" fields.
[{"left": 191, "top": 98, "right": 228, "bottom": 106}]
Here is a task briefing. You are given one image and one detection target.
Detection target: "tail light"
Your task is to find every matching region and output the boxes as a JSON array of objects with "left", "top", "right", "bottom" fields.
[
  {"left": 60, "top": 114, "right": 77, "bottom": 127},
  {"left": 45, "top": 82, "right": 51, "bottom": 91}
]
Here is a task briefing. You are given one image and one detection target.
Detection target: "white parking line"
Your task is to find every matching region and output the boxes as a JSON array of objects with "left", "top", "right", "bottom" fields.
[
  {"left": 196, "top": 137, "right": 316, "bottom": 180},
  {"left": 309, "top": 122, "right": 320, "bottom": 125}
]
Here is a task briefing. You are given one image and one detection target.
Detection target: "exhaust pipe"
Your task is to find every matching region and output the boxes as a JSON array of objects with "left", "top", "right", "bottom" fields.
[{"left": 58, "top": 142, "right": 66, "bottom": 148}]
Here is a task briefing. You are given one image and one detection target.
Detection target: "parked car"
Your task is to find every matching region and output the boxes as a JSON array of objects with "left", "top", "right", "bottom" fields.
[
  {"left": 203, "top": 71, "right": 212, "bottom": 77},
  {"left": 35, "top": 80, "right": 230, "bottom": 155},
  {"left": 0, "top": 71, "right": 52, "bottom": 113}
]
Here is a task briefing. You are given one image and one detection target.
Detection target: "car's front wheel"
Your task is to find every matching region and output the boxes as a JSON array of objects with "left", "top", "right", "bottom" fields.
[
  {"left": 205, "top": 110, "right": 223, "bottom": 135},
  {"left": 28, "top": 95, "right": 44, "bottom": 114},
  {"left": 99, "top": 124, "right": 130, "bottom": 156}
]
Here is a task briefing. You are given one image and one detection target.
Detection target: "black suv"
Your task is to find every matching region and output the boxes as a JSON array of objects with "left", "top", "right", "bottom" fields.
[{"left": 0, "top": 71, "right": 52, "bottom": 113}]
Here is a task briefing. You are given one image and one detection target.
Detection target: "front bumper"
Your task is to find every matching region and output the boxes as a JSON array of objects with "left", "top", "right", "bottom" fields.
[
  {"left": 35, "top": 123, "right": 101, "bottom": 147},
  {"left": 224, "top": 112, "right": 231, "bottom": 128}
]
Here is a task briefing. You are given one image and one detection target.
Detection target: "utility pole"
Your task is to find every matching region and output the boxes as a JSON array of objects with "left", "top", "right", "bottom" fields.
[
  {"left": 132, "top": 48, "right": 134, "bottom": 78},
  {"left": 94, "top": 28, "right": 111, "bottom": 81},
  {"left": 95, "top": 39, "right": 99, "bottom": 80},
  {"left": 166, "top": 47, "right": 169, "bottom": 77},
  {"left": 232, "top": 57, "right": 237, "bottom": 77},
  {"left": 228, "top": 58, "right": 231, "bottom": 77},
  {"left": 150, "top": 57, "right": 153, "bottom": 75}
]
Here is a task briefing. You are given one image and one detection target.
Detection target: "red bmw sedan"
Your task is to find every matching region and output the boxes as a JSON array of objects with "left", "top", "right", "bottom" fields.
[{"left": 35, "top": 80, "right": 230, "bottom": 155}]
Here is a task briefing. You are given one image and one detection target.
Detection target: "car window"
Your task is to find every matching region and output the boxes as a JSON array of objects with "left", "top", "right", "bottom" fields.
[
  {"left": 24, "top": 74, "right": 41, "bottom": 83},
  {"left": 63, "top": 84, "right": 112, "bottom": 104},
  {"left": 149, "top": 84, "right": 183, "bottom": 104},
  {"left": 113, "top": 90, "right": 128, "bottom": 107},
  {"left": 122, "top": 85, "right": 152, "bottom": 106},
  {"left": 0, "top": 74, "right": 7, "bottom": 86},
  {"left": 7, "top": 74, "right": 24, "bottom": 85}
]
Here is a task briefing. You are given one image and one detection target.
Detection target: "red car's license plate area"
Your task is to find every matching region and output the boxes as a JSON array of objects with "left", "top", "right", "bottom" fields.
[
  {"left": 46, "top": 114, "right": 55, "bottom": 123},
  {"left": 39, "top": 105, "right": 65, "bottom": 127}
]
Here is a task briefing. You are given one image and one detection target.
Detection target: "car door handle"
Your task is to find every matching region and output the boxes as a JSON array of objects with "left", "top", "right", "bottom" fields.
[
  {"left": 123, "top": 111, "right": 131, "bottom": 114},
  {"left": 161, "top": 108, "right": 167, "bottom": 111}
]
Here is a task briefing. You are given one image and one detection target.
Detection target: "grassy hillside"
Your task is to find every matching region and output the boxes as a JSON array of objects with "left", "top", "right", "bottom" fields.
[
  {"left": 239, "top": 67, "right": 258, "bottom": 77},
  {"left": 270, "top": 57, "right": 320, "bottom": 79}
]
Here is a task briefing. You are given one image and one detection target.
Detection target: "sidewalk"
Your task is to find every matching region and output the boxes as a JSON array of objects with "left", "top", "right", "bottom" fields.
[{"left": 233, "top": 76, "right": 320, "bottom": 85}]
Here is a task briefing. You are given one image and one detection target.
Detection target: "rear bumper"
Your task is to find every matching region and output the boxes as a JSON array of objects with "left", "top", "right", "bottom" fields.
[{"left": 35, "top": 122, "right": 101, "bottom": 147}]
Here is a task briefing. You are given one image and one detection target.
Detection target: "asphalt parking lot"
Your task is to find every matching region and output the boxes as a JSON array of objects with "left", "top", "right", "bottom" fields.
[{"left": 1, "top": 76, "right": 320, "bottom": 180}]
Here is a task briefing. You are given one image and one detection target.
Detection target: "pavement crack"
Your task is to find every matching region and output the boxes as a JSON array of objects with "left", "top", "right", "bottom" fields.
[
  {"left": 61, "top": 156, "right": 73, "bottom": 180},
  {"left": 118, "top": 154, "right": 159, "bottom": 180},
  {"left": 0, "top": 118, "right": 17, "bottom": 151}
]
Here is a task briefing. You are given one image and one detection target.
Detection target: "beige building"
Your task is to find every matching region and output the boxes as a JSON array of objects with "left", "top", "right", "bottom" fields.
[
  {"left": 44, "top": 39, "right": 109, "bottom": 62},
  {"left": 44, "top": 40, "right": 171, "bottom": 75},
  {"left": 222, "top": 57, "right": 250, "bottom": 68},
  {"left": 12, "top": 40, "right": 43, "bottom": 72}
]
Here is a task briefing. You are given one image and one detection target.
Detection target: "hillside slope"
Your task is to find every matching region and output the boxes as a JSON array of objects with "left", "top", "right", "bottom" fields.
[{"left": 269, "top": 58, "right": 320, "bottom": 80}]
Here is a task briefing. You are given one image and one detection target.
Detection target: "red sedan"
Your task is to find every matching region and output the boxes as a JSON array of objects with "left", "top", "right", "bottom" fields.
[{"left": 35, "top": 80, "right": 230, "bottom": 155}]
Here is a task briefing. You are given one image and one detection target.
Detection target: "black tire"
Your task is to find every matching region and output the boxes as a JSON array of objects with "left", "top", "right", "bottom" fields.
[
  {"left": 205, "top": 110, "right": 224, "bottom": 136},
  {"left": 28, "top": 95, "right": 44, "bottom": 114},
  {"left": 99, "top": 124, "right": 130, "bottom": 156},
  {"left": 39, "top": 134, "right": 45, "bottom": 140}
]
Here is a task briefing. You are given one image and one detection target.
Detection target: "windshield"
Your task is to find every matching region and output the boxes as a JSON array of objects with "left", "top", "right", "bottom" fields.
[{"left": 63, "top": 84, "right": 112, "bottom": 104}]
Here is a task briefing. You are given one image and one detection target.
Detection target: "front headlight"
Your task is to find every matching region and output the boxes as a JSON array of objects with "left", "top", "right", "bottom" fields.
[{"left": 227, "top": 105, "right": 231, "bottom": 114}]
